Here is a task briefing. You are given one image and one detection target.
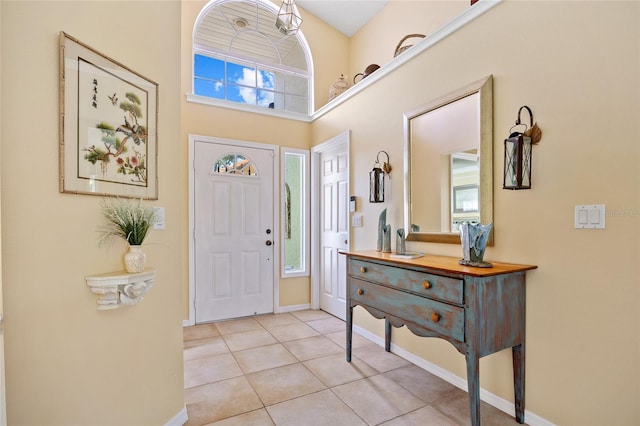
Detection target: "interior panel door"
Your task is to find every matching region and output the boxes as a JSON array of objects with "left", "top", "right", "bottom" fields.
[{"left": 319, "top": 145, "right": 349, "bottom": 320}]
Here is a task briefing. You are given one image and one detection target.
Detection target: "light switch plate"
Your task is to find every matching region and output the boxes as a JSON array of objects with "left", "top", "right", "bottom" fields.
[
  {"left": 153, "top": 207, "right": 165, "bottom": 230},
  {"left": 352, "top": 213, "right": 363, "bottom": 227},
  {"left": 574, "top": 205, "right": 605, "bottom": 229}
]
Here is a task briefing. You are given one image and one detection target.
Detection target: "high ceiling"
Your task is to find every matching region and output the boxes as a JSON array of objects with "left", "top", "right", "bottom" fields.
[{"left": 295, "top": 0, "right": 388, "bottom": 37}]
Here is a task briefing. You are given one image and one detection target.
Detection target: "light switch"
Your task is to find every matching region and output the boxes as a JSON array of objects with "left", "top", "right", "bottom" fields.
[
  {"left": 578, "top": 209, "right": 588, "bottom": 224},
  {"left": 575, "top": 205, "right": 605, "bottom": 229},
  {"left": 352, "top": 213, "right": 363, "bottom": 227},
  {"left": 153, "top": 207, "right": 165, "bottom": 230}
]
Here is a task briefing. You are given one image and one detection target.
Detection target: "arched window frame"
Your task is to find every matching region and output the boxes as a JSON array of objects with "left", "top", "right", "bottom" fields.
[{"left": 188, "top": 0, "right": 315, "bottom": 121}]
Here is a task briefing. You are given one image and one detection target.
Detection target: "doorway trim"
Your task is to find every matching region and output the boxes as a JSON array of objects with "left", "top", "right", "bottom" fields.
[
  {"left": 187, "top": 134, "right": 280, "bottom": 326},
  {"left": 310, "top": 130, "right": 350, "bottom": 310}
]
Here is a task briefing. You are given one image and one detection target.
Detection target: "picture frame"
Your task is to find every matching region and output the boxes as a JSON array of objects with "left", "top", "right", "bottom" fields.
[
  {"left": 453, "top": 184, "right": 479, "bottom": 214},
  {"left": 59, "top": 32, "right": 158, "bottom": 199}
]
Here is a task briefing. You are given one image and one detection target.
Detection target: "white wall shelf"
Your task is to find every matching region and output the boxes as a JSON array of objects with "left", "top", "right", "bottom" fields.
[{"left": 85, "top": 269, "right": 156, "bottom": 310}]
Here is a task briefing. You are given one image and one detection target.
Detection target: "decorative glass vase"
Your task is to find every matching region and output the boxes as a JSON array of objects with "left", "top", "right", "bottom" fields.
[
  {"left": 124, "top": 245, "right": 146, "bottom": 273},
  {"left": 459, "top": 222, "right": 493, "bottom": 268}
]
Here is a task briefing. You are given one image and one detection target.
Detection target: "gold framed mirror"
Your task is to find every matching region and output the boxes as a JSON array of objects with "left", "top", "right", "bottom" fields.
[{"left": 403, "top": 75, "right": 493, "bottom": 245}]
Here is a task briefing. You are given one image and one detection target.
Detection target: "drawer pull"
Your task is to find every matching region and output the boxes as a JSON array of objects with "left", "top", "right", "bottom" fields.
[
  {"left": 431, "top": 312, "right": 440, "bottom": 323},
  {"left": 357, "top": 288, "right": 365, "bottom": 296},
  {"left": 423, "top": 281, "right": 431, "bottom": 289},
  {"left": 360, "top": 266, "right": 367, "bottom": 273}
]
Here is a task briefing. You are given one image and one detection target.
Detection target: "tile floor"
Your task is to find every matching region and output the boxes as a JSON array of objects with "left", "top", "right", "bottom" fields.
[{"left": 183, "top": 310, "right": 523, "bottom": 426}]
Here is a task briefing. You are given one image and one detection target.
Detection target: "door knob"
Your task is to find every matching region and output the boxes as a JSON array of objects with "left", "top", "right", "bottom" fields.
[{"left": 265, "top": 240, "right": 272, "bottom": 246}]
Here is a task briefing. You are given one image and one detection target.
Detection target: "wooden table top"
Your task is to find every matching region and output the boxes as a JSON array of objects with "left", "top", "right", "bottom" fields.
[{"left": 342, "top": 250, "right": 537, "bottom": 277}]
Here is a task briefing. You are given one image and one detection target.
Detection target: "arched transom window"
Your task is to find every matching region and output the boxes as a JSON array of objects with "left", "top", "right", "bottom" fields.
[
  {"left": 212, "top": 153, "right": 258, "bottom": 176},
  {"left": 193, "top": 0, "right": 313, "bottom": 115}
]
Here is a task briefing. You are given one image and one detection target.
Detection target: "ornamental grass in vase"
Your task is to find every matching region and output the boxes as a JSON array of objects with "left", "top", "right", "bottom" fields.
[{"left": 98, "top": 198, "right": 157, "bottom": 273}]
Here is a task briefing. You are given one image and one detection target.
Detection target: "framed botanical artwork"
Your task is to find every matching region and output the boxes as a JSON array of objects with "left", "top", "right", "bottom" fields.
[{"left": 59, "top": 32, "right": 158, "bottom": 199}]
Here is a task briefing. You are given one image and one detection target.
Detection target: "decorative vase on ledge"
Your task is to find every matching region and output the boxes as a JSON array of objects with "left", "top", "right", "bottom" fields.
[{"left": 124, "top": 245, "right": 146, "bottom": 273}]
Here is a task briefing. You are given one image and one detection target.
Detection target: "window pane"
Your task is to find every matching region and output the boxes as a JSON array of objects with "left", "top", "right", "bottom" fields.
[
  {"left": 192, "top": 53, "right": 309, "bottom": 114},
  {"left": 227, "top": 62, "right": 255, "bottom": 85},
  {"left": 257, "top": 89, "right": 275, "bottom": 108},
  {"left": 285, "top": 94, "right": 308, "bottom": 114},
  {"left": 257, "top": 69, "right": 276, "bottom": 90},
  {"left": 227, "top": 84, "right": 256, "bottom": 105},
  {"left": 271, "top": 93, "right": 285, "bottom": 111},
  {"left": 282, "top": 148, "right": 309, "bottom": 277},
  {"left": 284, "top": 155, "right": 303, "bottom": 271},
  {"left": 212, "top": 154, "right": 258, "bottom": 176},
  {"left": 194, "top": 54, "right": 224, "bottom": 80},
  {"left": 285, "top": 74, "right": 307, "bottom": 97},
  {"left": 194, "top": 78, "right": 224, "bottom": 99}
]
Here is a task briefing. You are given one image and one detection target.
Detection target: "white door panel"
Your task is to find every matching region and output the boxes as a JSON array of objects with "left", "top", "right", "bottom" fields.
[
  {"left": 195, "top": 141, "right": 274, "bottom": 323},
  {"left": 319, "top": 143, "right": 349, "bottom": 320}
]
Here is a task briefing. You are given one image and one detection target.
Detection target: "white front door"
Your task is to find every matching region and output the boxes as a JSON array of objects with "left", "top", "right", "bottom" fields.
[
  {"left": 194, "top": 140, "right": 275, "bottom": 323},
  {"left": 318, "top": 142, "right": 349, "bottom": 320}
]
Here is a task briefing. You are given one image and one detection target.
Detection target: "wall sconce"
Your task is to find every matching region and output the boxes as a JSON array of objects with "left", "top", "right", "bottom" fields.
[
  {"left": 276, "top": 0, "right": 303, "bottom": 35},
  {"left": 370, "top": 151, "right": 391, "bottom": 203},
  {"left": 503, "top": 106, "right": 542, "bottom": 190}
]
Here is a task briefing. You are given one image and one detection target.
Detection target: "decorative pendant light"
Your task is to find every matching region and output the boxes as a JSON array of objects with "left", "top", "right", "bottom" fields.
[{"left": 276, "top": 0, "right": 303, "bottom": 35}]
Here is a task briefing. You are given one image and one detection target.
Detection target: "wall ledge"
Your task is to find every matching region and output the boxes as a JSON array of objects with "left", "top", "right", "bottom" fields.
[{"left": 85, "top": 269, "right": 156, "bottom": 310}]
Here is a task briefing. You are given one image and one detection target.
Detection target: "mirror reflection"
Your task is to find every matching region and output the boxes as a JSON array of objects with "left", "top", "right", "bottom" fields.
[{"left": 404, "top": 76, "right": 493, "bottom": 244}]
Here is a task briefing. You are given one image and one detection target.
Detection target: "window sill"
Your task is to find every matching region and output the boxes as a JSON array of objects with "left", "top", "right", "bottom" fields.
[{"left": 186, "top": 94, "right": 313, "bottom": 123}]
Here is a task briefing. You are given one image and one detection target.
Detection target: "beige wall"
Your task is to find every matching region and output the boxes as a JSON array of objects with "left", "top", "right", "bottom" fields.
[
  {"left": 312, "top": 1, "right": 639, "bottom": 425},
  {"left": 349, "top": 0, "right": 468, "bottom": 85},
  {"left": 2, "top": 0, "right": 639, "bottom": 425},
  {"left": 1, "top": 1, "right": 184, "bottom": 424}
]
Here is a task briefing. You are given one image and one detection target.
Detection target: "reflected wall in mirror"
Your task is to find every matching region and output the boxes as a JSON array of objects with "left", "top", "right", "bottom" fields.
[
  {"left": 404, "top": 75, "right": 493, "bottom": 244},
  {"left": 281, "top": 148, "right": 310, "bottom": 277}
]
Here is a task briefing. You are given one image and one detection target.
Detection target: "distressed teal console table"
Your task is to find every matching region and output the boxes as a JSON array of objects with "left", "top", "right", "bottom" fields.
[{"left": 344, "top": 251, "right": 536, "bottom": 426}]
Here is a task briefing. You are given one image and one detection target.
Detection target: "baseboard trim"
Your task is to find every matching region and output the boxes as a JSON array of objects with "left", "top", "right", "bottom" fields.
[
  {"left": 277, "top": 303, "right": 311, "bottom": 313},
  {"left": 182, "top": 304, "right": 312, "bottom": 328},
  {"left": 165, "top": 406, "right": 188, "bottom": 426},
  {"left": 352, "top": 325, "right": 555, "bottom": 426}
]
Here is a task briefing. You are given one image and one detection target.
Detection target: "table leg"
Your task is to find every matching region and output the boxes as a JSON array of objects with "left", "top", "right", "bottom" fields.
[
  {"left": 513, "top": 344, "right": 525, "bottom": 423},
  {"left": 385, "top": 318, "right": 391, "bottom": 352},
  {"left": 465, "top": 353, "right": 480, "bottom": 426},
  {"left": 346, "top": 305, "right": 353, "bottom": 362}
]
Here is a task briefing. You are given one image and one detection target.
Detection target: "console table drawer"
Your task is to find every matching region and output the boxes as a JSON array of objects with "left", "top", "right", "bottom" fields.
[
  {"left": 350, "top": 278, "right": 465, "bottom": 342},
  {"left": 349, "top": 258, "right": 463, "bottom": 304}
]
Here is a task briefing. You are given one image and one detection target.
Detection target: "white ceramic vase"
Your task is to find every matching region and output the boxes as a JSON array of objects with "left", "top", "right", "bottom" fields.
[{"left": 124, "top": 245, "right": 146, "bottom": 273}]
